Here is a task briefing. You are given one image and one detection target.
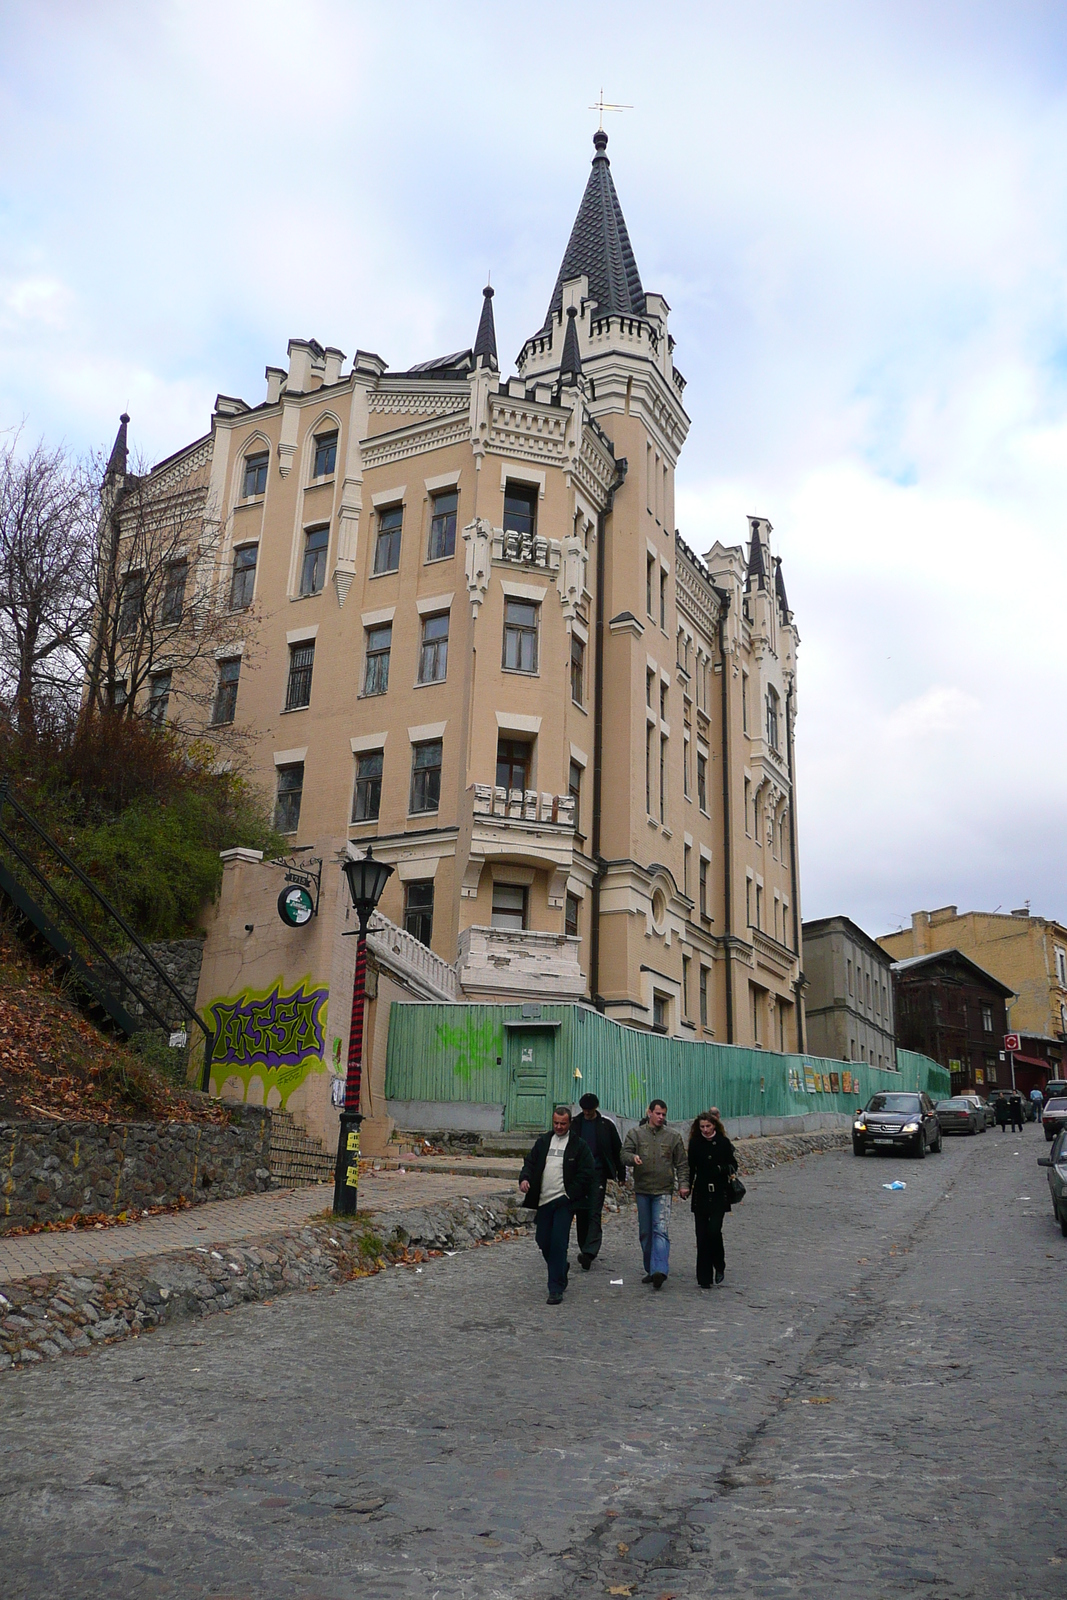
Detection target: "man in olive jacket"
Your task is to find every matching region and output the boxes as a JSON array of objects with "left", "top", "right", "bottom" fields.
[
  {"left": 519, "top": 1106, "right": 596, "bottom": 1304},
  {"left": 621, "top": 1099, "right": 689, "bottom": 1289}
]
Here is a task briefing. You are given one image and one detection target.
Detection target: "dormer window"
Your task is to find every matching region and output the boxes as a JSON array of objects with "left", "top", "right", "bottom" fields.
[
  {"left": 242, "top": 451, "right": 268, "bottom": 499},
  {"left": 312, "top": 431, "right": 337, "bottom": 479}
]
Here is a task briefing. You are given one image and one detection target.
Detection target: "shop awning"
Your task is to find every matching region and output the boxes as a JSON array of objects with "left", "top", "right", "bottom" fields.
[{"left": 1010, "top": 1054, "right": 1056, "bottom": 1072}]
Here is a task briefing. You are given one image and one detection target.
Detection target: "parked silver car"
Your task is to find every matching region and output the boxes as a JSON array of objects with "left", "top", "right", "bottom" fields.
[
  {"left": 959, "top": 1093, "right": 993, "bottom": 1130},
  {"left": 1037, "top": 1126, "right": 1067, "bottom": 1236}
]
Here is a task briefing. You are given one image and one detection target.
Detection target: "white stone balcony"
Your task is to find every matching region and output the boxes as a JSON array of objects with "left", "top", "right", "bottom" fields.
[
  {"left": 462, "top": 786, "right": 579, "bottom": 906},
  {"left": 471, "top": 785, "right": 576, "bottom": 827},
  {"left": 367, "top": 910, "right": 460, "bottom": 1002},
  {"left": 457, "top": 925, "right": 585, "bottom": 1002}
]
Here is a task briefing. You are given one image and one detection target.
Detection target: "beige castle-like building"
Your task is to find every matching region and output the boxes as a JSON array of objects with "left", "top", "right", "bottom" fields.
[{"left": 105, "top": 133, "right": 805, "bottom": 1143}]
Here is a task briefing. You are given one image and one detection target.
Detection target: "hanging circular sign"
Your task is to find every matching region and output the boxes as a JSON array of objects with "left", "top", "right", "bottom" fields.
[{"left": 278, "top": 884, "right": 315, "bottom": 927}]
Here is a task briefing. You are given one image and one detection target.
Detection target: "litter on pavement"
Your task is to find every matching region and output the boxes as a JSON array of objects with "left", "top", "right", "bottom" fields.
[
  {"left": 610, "top": 1279, "right": 624, "bottom": 1285},
  {"left": 882, "top": 1181, "right": 907, "bottom": 1191}
]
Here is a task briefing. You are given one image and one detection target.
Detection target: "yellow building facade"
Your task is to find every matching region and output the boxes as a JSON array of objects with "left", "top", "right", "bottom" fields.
[{"left": 108, "top": 133, "right": 805, "bottom": 1146}]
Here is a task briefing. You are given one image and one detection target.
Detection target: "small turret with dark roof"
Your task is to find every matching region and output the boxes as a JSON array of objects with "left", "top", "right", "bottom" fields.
[
  {"left": 746, "top": 518, "right": 767, "bottom": 590},
  {"left": 558, "top": 305, "right": 583, "bottom": 388},
  {"left": 473, "top": 284, "right": 498, "bottom": 370},
  {"left": 775, "top": 558, "right": 791, "bottom": 620},
  {"left": 541, "top": 130, "right": 645, "bottom": 332},
  {"left": 105, "top": 413, "right": 130, "bottom": 480}
]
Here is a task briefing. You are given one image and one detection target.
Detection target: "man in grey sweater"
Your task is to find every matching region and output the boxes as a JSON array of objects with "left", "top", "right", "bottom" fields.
[{"left": 621, "top": 1099, "right": 689, "bottom": 1290}]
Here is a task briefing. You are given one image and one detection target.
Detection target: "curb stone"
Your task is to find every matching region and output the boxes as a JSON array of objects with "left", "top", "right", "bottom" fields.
[{"left": 0, "top": 1129, "right": 847, "bottom": 1371}]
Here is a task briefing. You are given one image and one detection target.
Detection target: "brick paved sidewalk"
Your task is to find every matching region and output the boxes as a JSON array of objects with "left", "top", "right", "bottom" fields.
[{"left": 0, "top": 1167, "right": 512, "bottom": 1287}]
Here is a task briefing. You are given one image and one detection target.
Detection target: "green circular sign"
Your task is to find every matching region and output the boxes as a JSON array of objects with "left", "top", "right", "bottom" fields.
[{"left": 278, "top": 884, "right": 315, "bottom": 927}]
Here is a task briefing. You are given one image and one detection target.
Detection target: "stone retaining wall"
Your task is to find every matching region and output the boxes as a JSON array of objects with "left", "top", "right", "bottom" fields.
[
  {"left": 116, "top": 937, "right": 205, "bottom": 1028},
  {"left": 0, "top": 1108, "right": 272, "bottom": 1233}
]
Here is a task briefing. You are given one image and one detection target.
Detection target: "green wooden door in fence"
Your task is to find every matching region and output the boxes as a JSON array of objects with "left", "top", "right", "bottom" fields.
[{"left": 506, "top": 1027, "right": 555, "bottom": 1129}]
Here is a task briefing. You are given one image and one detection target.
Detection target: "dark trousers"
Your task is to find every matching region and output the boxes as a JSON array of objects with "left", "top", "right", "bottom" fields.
[
  {"left": 576, "top": 1181, "right": 607, "bottom": 1259},
  {"left": 535, "top": 1197, "right": 574, "bottom": 1295},
  {"left": 1010, "top": 1114, "right": 1024, "bottom": 1132},
  {"left": 694, "top": 1205, "right": 727, "bottom": 1286}
]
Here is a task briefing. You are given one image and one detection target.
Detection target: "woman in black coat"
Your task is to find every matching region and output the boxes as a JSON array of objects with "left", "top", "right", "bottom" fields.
[{"left": 687, "top": 1108, "right": 738, "bottom": 1288}]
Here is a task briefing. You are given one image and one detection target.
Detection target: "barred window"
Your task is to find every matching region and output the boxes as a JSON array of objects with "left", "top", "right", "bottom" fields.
[{"left": 285, "top": 642, "right": 314, "bottom": 710}]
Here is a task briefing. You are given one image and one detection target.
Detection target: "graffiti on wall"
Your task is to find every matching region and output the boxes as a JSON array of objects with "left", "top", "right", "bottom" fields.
[
  {"left": 434, "top": 1018, "right": 503, "bottom": 1081},
  {"left": 205, "top": 978, "right": 329, "bottom": 1105}
]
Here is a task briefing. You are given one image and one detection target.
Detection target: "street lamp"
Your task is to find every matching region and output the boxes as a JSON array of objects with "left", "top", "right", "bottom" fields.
[{"left": 333, "top": 845, "right": 394, "bottom": 1215}]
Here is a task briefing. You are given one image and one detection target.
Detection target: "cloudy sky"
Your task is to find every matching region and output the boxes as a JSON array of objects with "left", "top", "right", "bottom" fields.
[{"left": 2, "top": 1, "right": 1066, "bottom": 936}]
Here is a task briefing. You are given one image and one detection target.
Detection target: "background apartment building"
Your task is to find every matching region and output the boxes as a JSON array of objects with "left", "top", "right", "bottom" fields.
[
  {"left": 802, "top": 915, "right": 896, "bottom": 1069},
  {"left": 103, "top": 132, "right": 805, "bottom": 1143}
]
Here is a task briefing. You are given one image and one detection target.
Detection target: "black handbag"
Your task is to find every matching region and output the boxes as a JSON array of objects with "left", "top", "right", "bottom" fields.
[{"left": 728, "top": 1175, "right": 746, "bottom": 1204}]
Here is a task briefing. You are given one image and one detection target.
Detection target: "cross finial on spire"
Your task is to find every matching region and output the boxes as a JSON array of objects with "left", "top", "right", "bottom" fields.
[{"left": 589, "top": 88, "right": 632, "bottom": 130}]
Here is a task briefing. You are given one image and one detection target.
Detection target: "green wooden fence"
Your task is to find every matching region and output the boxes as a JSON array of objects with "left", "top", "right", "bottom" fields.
[{"left": 384, "top": 1002, "right": 949, "bottom": 1128}]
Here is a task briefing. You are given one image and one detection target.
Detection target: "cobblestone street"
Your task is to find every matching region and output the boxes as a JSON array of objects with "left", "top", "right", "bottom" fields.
[{"left": 2, "top": 1124, "right": 1064, "bottom": 1599}]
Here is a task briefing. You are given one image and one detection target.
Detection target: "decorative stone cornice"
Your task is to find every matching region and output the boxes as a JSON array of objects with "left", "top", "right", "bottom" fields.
[{"left": 361, "top": 410, "right": 469, "bottom": 472}]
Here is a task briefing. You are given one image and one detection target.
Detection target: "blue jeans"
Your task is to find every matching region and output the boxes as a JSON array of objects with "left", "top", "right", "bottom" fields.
[
  {"left": 636, "top": 1192, "right": 672, "bottom": 1277},
  {"left": 535, "top": 1197, "right": 574, "bottom": 1296}
]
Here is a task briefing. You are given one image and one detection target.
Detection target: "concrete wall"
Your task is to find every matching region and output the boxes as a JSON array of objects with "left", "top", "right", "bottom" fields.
[{"left": 0, "top": 1107, "right": 272, "bottom": 1233}]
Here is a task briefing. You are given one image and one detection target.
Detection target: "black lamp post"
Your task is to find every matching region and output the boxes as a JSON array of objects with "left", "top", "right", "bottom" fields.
[{"left": 333, "top": 846, "right": 394, "bottom": 1215}]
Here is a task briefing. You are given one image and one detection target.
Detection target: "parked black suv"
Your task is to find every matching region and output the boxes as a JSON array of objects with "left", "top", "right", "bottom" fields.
[{"left": 853, "top": 1092, "right": 942, "bottom": 1158}]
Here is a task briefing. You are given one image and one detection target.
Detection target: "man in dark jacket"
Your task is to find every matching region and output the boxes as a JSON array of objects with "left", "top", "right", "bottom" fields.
[
  {"left": 574, "top": 1093, "right": 623, "bottom": 1270},
  {"left": 519, "top": 1105, "right": 596, "bottom": 1304}
]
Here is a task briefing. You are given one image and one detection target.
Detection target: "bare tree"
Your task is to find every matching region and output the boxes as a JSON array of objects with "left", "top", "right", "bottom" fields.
[
  {"left": 82, "top": 422, "right": 257, "bottom": 744},
  {"left": 0, "top": 432, "right": 95, "bottom": 734}
]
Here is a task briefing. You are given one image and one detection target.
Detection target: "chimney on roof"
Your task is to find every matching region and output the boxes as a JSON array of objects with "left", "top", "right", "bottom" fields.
[
  {"left": 286, "top": 340, "right": 315, "bottom": 393},
  {"left": 265, "top": 366, "right": 286, "bottom": 405},
  {"left": 1011, "top": 905, "right": 1031, "bottom": 917},
  {"left": 323, "top": 347, "right": 346, "bottom": 385}
]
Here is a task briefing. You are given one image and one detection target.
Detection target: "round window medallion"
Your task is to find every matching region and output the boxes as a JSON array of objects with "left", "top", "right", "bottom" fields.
[{"left": 651, "top": 889, "right": 667, "bottom": 927}]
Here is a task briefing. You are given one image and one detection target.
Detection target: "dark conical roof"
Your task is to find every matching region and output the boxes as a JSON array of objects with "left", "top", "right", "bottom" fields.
[
  {"left": 541, "top": 131, "right": 645, "bottom": 333},
  {"left": 746, "top": 519, "right": 767, "bottom": 590},
  {"left": 559, "top": 306, "right": 583, "bottom": 385},
  {"left": 106, "top": 413, "right": 130, "bottom": 479},
  {"left": 473, "top": 285, "right": 498, "bottom": 369},
  {"left": 774, "top": 558, "right": 790, "bottom": 617}
]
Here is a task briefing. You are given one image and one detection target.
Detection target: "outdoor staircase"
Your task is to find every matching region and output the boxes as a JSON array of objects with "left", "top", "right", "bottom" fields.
[{"left": 268, "top": 1109, "right": 336, "bottom": 1186}]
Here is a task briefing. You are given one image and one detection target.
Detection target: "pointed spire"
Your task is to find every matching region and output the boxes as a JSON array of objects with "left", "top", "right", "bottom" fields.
[
  {"left": 106, "top": 413, "right": 130, "bottom": 479},
  {"left": 559, "top": 306, "right": 583, "bottom": 386},
  {"left": 774, "top": 558, "right": 790, "bottom": 618},
  {"left": 746, "top": 518, "right": 767, "bottom": 590},
  {"left": 541, "top": 130, "right": 645, "bottom": 333},
  {"left": 473, "top": 284, "right": 498, "bottom": 370}
]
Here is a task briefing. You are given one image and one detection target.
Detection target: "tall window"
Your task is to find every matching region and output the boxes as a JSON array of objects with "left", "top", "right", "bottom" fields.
[
  {"left": 147, "top": 671, "right": 171, "bottom": 725},
  {"left": 160, "top": 560, "right": 187, "bottom": 625},
  {"left": 492, "top": 883, "right": 527, "bottom": 930},
  {"left": 503, "top": 600, "right": 538, "bottom": 673},
  {"left": 1057, "top": 947, "right": 1067, "bottom": 986},
  {"left": 699, "top": 966, "right": 709, "bottom": 1028},
  {"left": 645, "top": 725, "right": 653, "bottom": 814},
  {"left": 697, "top": 752, "right": 707, "bottom": 813},
  {"left": 683, "top": 734, "right": 691, "bottom": 797},
  {"left": 646, "top": 668, "right": 654, "bottom": 707},
  {"left": 766, "top": 686, "right": 780, "bottom": 752},
  {"left": 118, "top": 571, "right": 143, "bottom": 637},
  {"left": 742, "top": 672, "right": 749, "bottom": 733},
  {"left": 699, "top": 856, "right": 708, "bottom": 920},
  {"left": 352, "top": 750, "right": 383, "bottom": 822},
  {"left": 981, "top": 1005, "right": 993, "bottom": 1033},
  {"left": 683, "top": 843, "right": 690, "bottom": 896},
  {"left": 374, "top": 505, "right": 403, "bottom": 574},
  {"left": 755, "top": 883, "right": 762, "bottom": 930},
  {"left": 497, "top": 737, "right": 530, "bottom": 793},
  {"left": 363, "top": 625, "right": 391, "bottom": 695},
  {"left": 300, "top": 525, "right": 329, "bottom": 595},
  {"left": 405, "top": 881, "right": 434, "bottom": 946},
  {"left": 275, "top": 763, "right": 303, "bottom": 833},
  {"left": 285, "top": 642, "right": 314, "bottom": 710},
  {"left": 565, "top": 893, "right": 580, "bottom": 938},
  {"left": 570, "top": 634, "right": 585, "bottom": 705},
  {"left": 744, "top": 777, "right": 752, "bottom": 836},
  {"left": 652, "top": 992, "right": 668, "bottom": 1032},
  {"left": 503, "top": 482, "right": 537, "bottom": 539},
  {"left": 428, "top": 490, "right": 458, "bottom": 560},
  {"left": 242, "top": 451, "right": 268, "bottom": 499},
  {"left": 659, "top": 682, "right": 668, "bottom": 722},
  {"left": 212, "top": 658, "right": 240, "bottom": 725},
  {"left": 410, "top": 740, "right": 442, "bottom": 813},
  {"left": 646, "top": 554, "right": 655, "bottom": 617},
  {"left": 659, "top": 568, "right": 667, "bottom": 630},
  {"left": 418, "top": 612, "right": 449, "bottom": 683},
  {"left": 230, "top": 544, "right": 258, "bottom": 610},
  {"left": 659, "top": 735, "right": 667, "bottom": 823},
  {"left": 568, "top": 758, "right": 582, "bottom": 815},
  {"left": 682, "top": 955, "right": 690, "bottom": 1017},
  {"left": 312, "top": 430, "right": 337, "bottom": 479}
]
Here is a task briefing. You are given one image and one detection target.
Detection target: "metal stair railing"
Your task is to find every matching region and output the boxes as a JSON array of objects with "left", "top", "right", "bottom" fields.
[{"left": 0, "top": 781, "right": 216, "bottom": 1092}]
